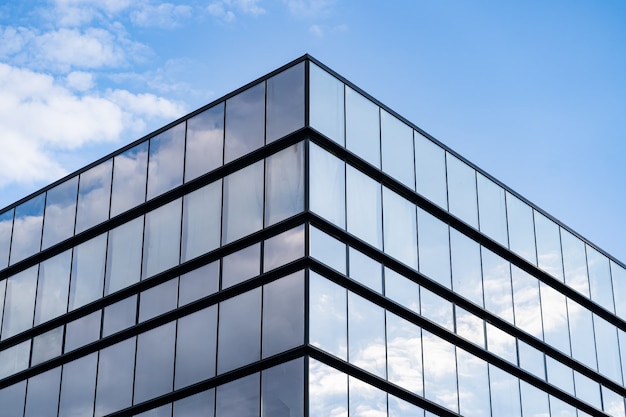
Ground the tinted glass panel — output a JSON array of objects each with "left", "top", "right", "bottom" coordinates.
[
  {"left": 348, "top": 292, "right": 386, "bottom": 377},
  {"left": 175, "top": 306, "right": 217, "bottom": 389},
  {"left": 388, "top": 394, "right": 425, "bottom": 417},
  {"left": 309, "top": 63, "right": 345, "bottom": 145},
  {"left": 178, "top": 261, "right": 219, "bottom": 306},
  {"left": 347, "top": 166, "right": 382, "bottom": 249},
  {"left": 420, "top": 287, "right": 454, "bottom": 331},
  {"left": 488, "top": 364, "right": 521, "bottom": 417},
  {"left": 345, "top": 86, "right": 380, "bottom": 167},
  {"left": 265, "top": 142, "right": 304, "bottom": 226},
  {"left": 456, "top": 307, "right": 485, "bottom": 347},
  {"left": 65, "top": 310, "right": 101, "bottom": 352},
  {"left": 446, "top": 153, "right": 478, "bottom": 228},
  {"left": 102, "top": 295, "right": 137, "bottom": 337},
  {"left": 309, "top": 226, "right": 346, "bottom": 274},
  {"left": 511, "top": 265, "right": 543, "bottom": 338},
  {"left": 450, "top": 229, "right": 483, "bottom": 306},
  {"left": 594, "top": 314, "right": 623, "bottom": 384},
  {"left": 349, "top": 248, "right": 382, "bottom": 294},
  {"left": 586, "top": 245, "right": 615, "bottom": 313},
  {"left": 349, "top": 376, "right": 387, "bottom": 417},
  {"left": 477, "top": 173, "right": 508, "bottom": 247},
  {"left": 31, "top": 326, "right": 63, "bottom": 365},
  {"left": 415, "top": 132, "right": 447, "bottom": 209},
  {"left": 263, "top": 271, "right": 304, "bottom": 358},
  {"left": 308, "top": 358, "right": 348, "bottom": 417},
  {"left": 262, "top": 358, "right": 304, "bottom": 417},
  {"left": 386, "top": 311, "right": 423, "bottom": 395},
  {"left": 383, "top": 187, "right": 418, "bottom": 269},
  {"left": 506, "top": 193, "right": 537, "bottom": 265},
  {"left": 534, "top": 211, "right": 564, "bottom": 281},
  {"left": 546, "top": 356, "right": 574, "bottom": 395},
  {"left": 10, "top": 193, "right": 44, "bottom": 264},
  {"left": 0, "top": 339, "right": 30, "bottom": 379},
  {"left": 2, "top": 265, "right": 38, "bottom": 339},
  {"left": 519, "top": 381, "right": 549, "bottom": 417},
  {"left": 215, "top": 373, "right": 259, "bottom": 417},
  {"left": 105, "top": 216, "right": 143, "bottom": 295},
  {"left": 222, "top": 161, "right": 263, "bottom": 244},
  {"left": 0, "top": 380, "right": 26, "bottom": 417},
  {"left": 41, "top": 176, "right": 78, "bottom": 249},
  {"left": 95, "top": 338, "right": 136, "bottom": 417},
  {"left": 518, "top": 340, "right": 545, "bottom": 379},
  {"left": 263, "top": 225, "right": 305, "bottom": 272},
  {"left": 486, "top": 322, "right": 516, "bottom": 364},
  {"left": 457, "top": 349, "right": 490, "bottom": 417},
  {"left": 110, "top": 141, "right": 148, "bottom": 217},
  {"left": 612, "top": 261, "right": 626, "bottom": 319},
  {"left": 59, "top": 353, "right": 97, "bottom": 417},
  {"left": 146, "top": 122, "right": 185, "bottom": 200},
  {"left": 222, "top": 243, "right": 260, "bottom": 289},
  {"left": 69, "top": 233, "right": 106, "bottom": 310},
  {"left": 224, "top": 82, "right": 265, "bottom": 163},
  {"left": 567, "top": 298, "right": 597, "bottom": 370},
  {"left": 182, "top": 180, "right": 221, "bottom": 262},
  {"left": 309, "top": 143, "right": 345, "bottom": 228},
  {"left": 385, "top": 266, "right": 419, "bottom": 313},
  {"left": 75, "top": 159, "right": 112, "bottom": 233},
  {"left": 573, "top": 371, "right": 601, "bottom": 410},
  {"left": 381, "top": 110, "right": 414, "bottom": 189},
  {"left": 139, "top": 277, "right": 178, "bottom": 322},
  {"left": 24, "top": 367, "right": 61, "bottom": 417},
  {"left": 0, "top": 209, "right": 13, "bottom": 268},
  {"left": 35, "top": 249, "right": 71, "bottom": 325},
  {"left": 422, "top": 331, "right": 458, "bottom": 412},
  {"left": 561, "top": 227, "right": 590, "bottom": 296},
  {"left": 266, "top": 62, "right": 305, "bottom": 143},
  {"left": 309, "top": 272, "right": 347, "bottom": 360},
  {"left": 134, "top": 322, "right": 176, "bottom": 404},
  {"left": 174, "top": 389, "right": 215, "bottom": 417},
  {"left": 539, "top": 282, "right": 570, "bottom": 355},
  {"left": 142, "top": 199, "right": 182, "bottom": 279},
  {"left": 417, "top": 208, "right": 450, "bottom": 288},
  {"left": 185, "top": 103, "right": 224, "bottom": 182},
  {"left": 482, "top": 247, "right": 514, "bottom": 323}
]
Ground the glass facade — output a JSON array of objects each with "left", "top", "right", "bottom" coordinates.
[{"left": 0, "top": 55, "right": 624, "bottom": 417}]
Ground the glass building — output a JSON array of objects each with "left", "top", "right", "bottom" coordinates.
[{"left": 0, "top": 55, "right": 625, "bottom": 417}]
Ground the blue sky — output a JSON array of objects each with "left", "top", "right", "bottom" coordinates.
[{"left": 0, "top": 0, "right": 625, "bottom": 261}]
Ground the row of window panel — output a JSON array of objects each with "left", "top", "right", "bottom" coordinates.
[
  {"left": 309, "top": 65, "right": 626, "bottom": 319},
  {"left": 0, "top": 62, "right": 304, "bottom": 269},
  {"left": 0, "top": 144, "right": 304, "bottom": 342},
  {"left": 309, "top": 147, "right": 626, "bottom": 383},
  {"left": 309, "top": 271, "right": 625, "bottom": 416},
  {"left": 0, "top": 272, "right": 304, "bottom": 417},
  {"left": 0, "top": 225, "right": 305, "bottom": 380}
]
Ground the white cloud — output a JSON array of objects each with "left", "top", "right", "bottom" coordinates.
[
  {"left": 283, "top": 0, "right": 334, "bottom": 17},
  {"left": 50, "top": 0, "right": 133, "bottom": 26},
  {"left": 309, "top": 24, "right": 323, "bottom": 37},
  {"left": 0, "top": 26, "right": 36, "bottom": 58},
  {"left": 130, "top": 3, "right": 192, "bottom": 28},
  {"left": 207, "top": 0, "right": 265, "bottom": 22},
  {"left": 66, "top": 71, "right": 94, "bottom": 91}
]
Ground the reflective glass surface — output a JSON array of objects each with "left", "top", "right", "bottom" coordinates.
[
  {"left": 383, "top": 186, "right": 418, "bottom": 270},
  {"left": 178, "top": 261, "right": 219, "bottom": 306},
  {"left": 347, "top": 165, "right": 382, "bottom": 249},
  {"left": 95, "top": 337, "right": 136, "bottom": 417},
  {"left": 561, "top": 227, "right": 590, "bottom": 296},
  {"left": 65, "top": 310, "right": 101, "bottom": 352},
  {"left": 175, "top": 306, "right": 217, "bottom": 389},
  {"left": 35, "top": 249, "right": 71, "bottom": 325},
  {"left": 58, "top": 353, "right": 97, "bottom": 417},
  {"left": 221, "top": 243, "right": 260, "bottom": 289},
  {"left": 417, "top": 208, "right": 450, "bottom": 288},
  {"left": 134, "top": 322, "right": 176, "bottom": 404},
  {"left": 31, "top": 325, "right": 63, "bottom": 365},
  {"left": 142, "top": 198, "right": 182, "bottom": 279},
  {"left": 0, "top": 381, "right": 26, "bottom": 417},
  {"left": 0, "top": 339, "right": 30, "bottom": 379},
  {"left": 349, "top": 248, "right": 383, "bottom": 294},
  {"left": 414, "top": 132, "right": 447, "bottom": 209},
  {"left": 309, "top": 142, "right": 346, "bottom": 228},
  {"left": 482, "top": 246, "right": 514, "bottom": 323},
  {"left": 2, "top": 265, "right": 38, "bottom": 339},
  {"left": 10, "top": 193, "right": 45, "bottom": 265},
  {"left": 386, "top": 311, "right": 423, "bottom": 395},
  {"left": 266, "top": 62, "right": 305, "bottom": 143},
  {"left": 181, "top": 180, "right": 221, "bottom": 262},
  {"left": 102, "top": 295, "right": 136, "bottom": 337},
  {"left": 309, "top": 63, "right": 345, "bottom": 145},
  {"left": 224, "top": 82, "right": 265, "bottom": 163},
  {"left": 446, "top": 153, "right": 478, "bottom": 228},
  {"left": 348, "top": 292, "right": 386, "bottom": 378},
  {"left": 265, "top": 142, "right": 304, "bottom": 226},
  {"left": 110, "top": 141, "right": 148, "bottom": 217},
  {"left": 511, "top": 265, "right": 543, "bottom": 338},
  {"left": 139, "top": 277, "right": 178, "bottom": 322},
  {"left": 381, "top": 109, "right": 414, "bottom": 189},
  {"left": 534, "top": 211, "right": 564, "bottom": 281},
  {"left": 349, "top": 376, "right": 387, "bottom": 417},
  {"left": 146, "top": 122, "right": 185, "bottom": 200},
  {"left": 457, "top": 349, "right": 490, "bottom": 416},
  {"left": 41, "top": 177, "right": 78, "bottom": 249},
  {"left": 506, "top": 192, "right": 537, "bottom": 265},
  {"left": 308, "top": 358, "right": 348, "bottom": 417},
  {"left": 0, "top": 209, "right": 13, "bottom": 268},
  {"left": 69, "top": 233, "right": 106, "bottom": 310},
  {"left": 594, "top": 314, "right": 623, "bottom": 384},
  {"left": 75, "top": 159, "right": 112, "bottom": 234},
  {"left": 222, "top": 161, "right": 263, "bottom": 244},
  {"left": 384, "top": 266, "right": 419, "bottom": 313},
  {"left": 174, "top": 390, "right": 215, "bottom": 417},
  {"left": 345, "top": 86, "right": 380, "bottom": 167},
  {"left": 105, "top": 216, "right": 143, "bottom": 295},
  {"left": 539, "top": 282, "right": 571, "bottom": 355},
  {"left": 422, "top": 330, "right": 458, "bottom": 413},
  {"left": 185, "top": 103, "right": 224, "bottom": 182},
  {"left": 215, "top": 373, "right": 259, "bottom": 417},
  {"left": 612, "top": 261, "right": 626, "bottom": 319},
  {"left": 262, "top": 358, "right": 304, "bottom": 417},
  {"left": 586, "top": 245, "right": 615, "bottom": 313},
  {"left": 488, "top": 364, "right": 521, "bottom": 417},
  {"left": 567, "top": 298, "right": 597, "bottom": 370},
  {"left": 450, "top": 229, "right": 483, "bottom": 306},
  {"left": 310, "top": 272, "right": 347, "bottom": 360},
  {"left": 24, "top": 367, "right": 61, "bottom": 417},
  {"left": 476, "top": 173, "right": 508, "bottom": 247},
  {"left": 263, "top": 225, "right": 305, "bottom": 272},
  {"left": 309, "top": 226, "right": 346, "bottom": 274}
]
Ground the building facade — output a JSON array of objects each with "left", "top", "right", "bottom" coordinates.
[{"left": 0, "top": 55, "right": 625, "bottom": 417}]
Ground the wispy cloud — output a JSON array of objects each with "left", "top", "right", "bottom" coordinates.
[
  {"left": 130, "top": 3, "right": 193, "bottom": 28},
  {"left": 207, "top": 0, "right": 266, "bottom": 22},
  {"left": 283, "top": 0, "right": 335, "bottom": 18}
]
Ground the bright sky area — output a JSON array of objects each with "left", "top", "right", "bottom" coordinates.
[{"left": 0, "top": 1, "right": 625, "bottom": 261}]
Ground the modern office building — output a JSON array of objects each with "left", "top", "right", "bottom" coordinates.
[{"left": 0, "top": 55, "right": 624, "bottom": 417}]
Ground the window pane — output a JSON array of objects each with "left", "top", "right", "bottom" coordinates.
[
  {"left": 217, "top": 288, "right": 261, "bottom": 373},
  {"left": 65, "top": 310, "right": 101, "bottom": 352},
  {"left": 486, "top": 323, "right": 516, "bottom": 364},
  {"left": 221, "top": 243, "right": 260, "bottom": 289},
  {"left": 309, "top": 142, "right": 345, "bottom": 228},
  {"left": 2, "top": 265, "right": 38, "bottom": 339},
  {"left": 105, "top": 216, "right": 144, "bottom": 295},
  {"left": 506, "top": 193, "right": 537, "bottom": 265},
  {"left": 594, "top": 314, "right": 623, "bottom": 384},
  {"left": 385, "top": 267, "right": 419, "bottom": 313},
  {"left": 420, "top": 287, "right": 453, "bottom": 331},
  {"left": 24, "top": 367, "right": 61, "bottom": 417},
  {"left": 422, "top": 331, "right": 458, "bottom": 413},
  {"left": 386, "top": 312, "right": 423, "bottom": 395},
  {"left": 102, "top": 295, "right": 136, "bottom": 337},
  {"left": 222, "top": 161, "right": 263, "bottom": 244},
  {"left": 539, "top": 282, "right": 570, "bottom": 355},
  {"left": 308, "top": 358, "right": 348, "bottom": 417},
  {"left": 10, "top": 193, "right": 45, "bottom": 264},
  {"left": 450, "top": 229, "right": 483, "bottom": 306},
  {"left": 415, "top": 133, "right": 447, "bottom": 209},
  {"left": 139, "top": 277, "right": 178, "bottom": 322},
  {"left": 266, "top": 62, "right": 305, "bottom": 143},
  {"left": 349, "top": 376, "right": 387, "bottom": 417},
  {"left": 111, "top": 141, "right": 148, "bottom": 217},
  {"left": 32, "top": 326, "right": 63, "bottom": 365},
  {"left": 35, "top": 249, "right": 71, "bottom": 325},
  {"left": 519, "top": 381, "right": 549, "bottom": 417},
  {"left": 383, "top": 187, "right": 417, "bottom": 270},
  {"left": 345, "top": 86, "right": 380, "bottom": 167},
  {"left": 265, "top": 142, "right": 304, "bottom": 226},
  {"left": 75, "top": 160, "right": 112, "bottom": 233},
  {"left": 0, "top": 209, "right": 13, "bottom": 269},
  {"left": 567, "top": 299, "right": 597, "bottom": 370},
  {"left": 388, "top": 394, "right": 425, "bottom": 417},
  {"left": 178, "top": 261, "right": 219, "bottom": 306},
  {"left": 0, "top": 339, "right": 30, "bottom": 379},
  {"left": 546, "top": 356, "right": 574, "bottom": 395},
  {"left": 42, "top": 176, "right": 78, "bottom": 249},
  {"left": 309, "top": 63, "right": 344, "bottom": 145},
  {"left": 348, "top": 292, "right": 386, "bottom": 378},
  {"left": 456, "top": 307, "right": 485, "bottom": 347},
  {"left": 174, "top": 389, "right": 215, "bottom": 417},
  {"left": 95, "top": 338, "right": 136, "bottom": 417},
  {"left": 446, "top": 153, "right": 477, "bottom": 228},
  {"left": 175, "top": 306, "right": 217, "bottom": 389},
  {"left": 69, "top": 233, "right": 106, "bottom": 310},
  {"left": 482, "top": 247, "right": 514, "bottom": 323},
  {"left": 586, "top": 245, "right": 615, "bottom": 313},
  {"left": 489, "top": 364, "right": 521, "bottom": 417},
  {"left": 182, "top": 180, "right": 222, "bottom": 262},
  {"left": 224, "top": 82, "right": 265, "bottom": 163},
  {"left": 309, "top": 226, "right": 346, "bottom": 274},
  {"left": 263, "top": 225, "right": 305, "bottom": 272},
  {"left": 457, "top": 349, "right": 490, "bottom": 417},
  {"left": 534, "top": 211, "right": 564, "bottom": 281},
  {"left": 612, "top": 261, "right": 626, "bottom": 319},
  {"left": 511, "top": 265, "right": 543, "bottom": 338},
  {"left": 134, "top": 322, "right": 176, "bottom": 404},
  {"left": 574, "top": 371, "right": 601, "bottom": 410},
  {"left": 147, "top": 122, "right": 185, "bottom": 200},
  {"left": 347, "top": 166, "right": 382, "bottom": 249},
  {"left": 561, "top": 227, "right": 590, "bottom": 296},
  {"left": 0, "top": 380, "right": 26, "bottom": 416},
  {"left": 262, "top": 358, "right": 304, "bottom": 417},
  {"left": 381, "top": 110, "right": 414, "bottom": 189},
  {"left": 262, "top": 271, "right": 304, "bottom": 358},
  {"left": 309, "top": 272, "right": 347, "bottom": 360},
  {"left": 215, "top": 373, "right": 259, "bottom": 417},
  {"left": 349, "top": 248, "right": 382, "bottom": 294},
  {"left": 59, "top": 353, "right": 97, "bottom": 417},
  {"left": 477, "top": 173, "right": 507, "bottom": 247},
  {"left": 518, "top": 340, "right": 545, "bottom": 379},
  {"left": 417, "top": 208, "right": 450, "bottom": 288},
  {"left": 185, "top": 103, "right": 224, "bottom": 182},
  {"left": 142, "top": 199, "right": 182, "bottom": 279}
]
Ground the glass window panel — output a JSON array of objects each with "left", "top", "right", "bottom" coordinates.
[
  {"left": 384, "top": 266, "right": 419, "bottom": 313},
  {"left": 42, "top": 176, "right": 78, "bottom": 249},
  {"left": 488, "top": 364, "right": 521, "bottom": 417},
  {"left": 549, "top": 395, "right": 577, "bottom": 417},
  {"left": 309, "top": 226, "right": 346, "bottom": 274},
  {"left": 0, "top": 209, "right": 13, "bottom": 269},
  {"left": 446, "top": 153, "right": 478, "bottom": 228},
  {"left": 102, "top": 295, "right": 136, "bottom": 337},
  {"left": 450, "top": 229, "right": 483, "bottom": 306},
  {"left": 420, "top": 287, "right": 454, "bottom": 331},
  {"left": 534, "top": 211, "right": 564, "bottom": 281},
  {"left": 174, "top": 389, "right": 215, "bottom": 417},
  {"left": 506, "top": 192, "right": 537, "bottom": 265},
  {"left": 594, "top": 314, "right": 623, "bottom": 384},
  {"left": 262, "top": 358, "right": 304, "bottom": 417},
  {"left": 2, "top": 264, "right": 38, "bottom": 339},
  {"left": 65, "top": 310, "right": 101, "bottom": 352},
  {"left": 24, "top": 367, "right": 61, "bottom": 417},
  {"left": 457, "top": 349, "right": 490, "bottom": 417},
  {"left": 263, "top": 225, "right": 305, "bottom": 272},
  {"left": 545, "top": 356, "right": 574, "bottom": 395},
  {"left": 347, "top": 166, "right": 382, "bottom": 249},
  {"left": 58, "top": 353, "right": 97, "bottom": 417},
  {"left": 181, "top": 180, "right": 221, "bottom": 262},
  {"left": 178, "top": 261, "right": 219, "bottom": 306},
  {"left": 134, "top": 321, "right": 176, "bottom": 404},
  {"left": 586, "top": 245, "right": 615, "bottom": 313},
  {"left": 217, "top": 288, "right": 261, "bottom": 373},
  {"left": 561, "top": 228, "right": 590, "bottom": 296},
  {"left": 69, "top": 233, "right": 106, "bottom": 310},
  {"left": 539, "top": 282, "right": 571, "bottom": 355},
  {"left": 476, "top": 173, "right": 508, "bottom": 247},
  {"left": 146, "top": 122, "right": 185, "bottom": 200},
  {"left": 345, "top": 86, "right": 380, "bottom": 167},
  {"left": 265, "top": 142, "right": 305, "bottom": 226},
  {"left": 383, "top": 187, "right": 418, "bottom": 270},
  {"left": 221, "top": 243, "right": 260, "bottom": 289},
  {"left": 142, "top": 198, "right": 182, "bottom": 279},
  {"left": 386, "top": 311, "right": 423, "bottom": 395},
  {"left": 0, "top": 380, "right": 26, "bottom": 416},
  {"left": 601, "top": 386, "right": 626, "bottom": 417},
  {"left": 456, "top": 307, "right": 485, "bottom": 347},
  {"left": 10, "top": 193, "right": 45, "bottom": 264},
  {"left": 309, "top": 142, "right": 345, "bottom": 228},
  {"left": 308, "top": 358, "right": 348, "bottom": 417},
  {"left": 139, "top": 277, "right": 178, "bottom": 322},
  {"left": 422, "top": 331, "right": 458, "bottom": 413},
  {"left": 175, "top": 306, "right": 217, "bottom": 389},
  {"left": 110, "top": 141, "right": 148, "bottom": 217},
  {"left": 31, "top": 325, "right": 63, "bottom": 365},
  {"left": 215, "top": 372, "right": 259, "bottom": 417},
  {"left": 486, "top": 323, "right": 517, "bottom": 364},
  {"left": 348, "top": 248, "right": 382, "bottom": 294},
  {"left": 481, "top": 247, "right": 514, "bottom": 323},
  {"left": 309, "top": 271, "right": 347, "bottom": 360},
  {"left": 611, "top": 261, "right": 626, "bottom": 319},
  {"left": 517, "top": 340, "right": 545, "bottom": 380},
  {"left": 35, "top": 249, "right": 71, "bottom": 325},
  {"left": 519, "top": 381, "right": 549, "bottom": 417},
  {"left": 0, "top": 279, "right": 4, "bottom": 334},
  {"left": 388, "top": 394, "right": 425, "bottom": 417},
  {"left": 185, "top": 103, "right": 224, "bottom": 182},
  {"left": 414, "top": 132, "right": 447, "bottom": 209},
  {"left": 567, "top": 298, "right": 597, "bottom": 370},
  {"left": 75, "top": 160, "right": 112, "bottom": 233},
  {"left": 95, "top": 337, "right": 136, "bottom": 417},
  {"left": 381, "top": 110, "right": 415, "bottom": 189},
  {"left": 222, "top": 161, "right": 263, "bottom": 244},
  {"left": 417, "top": 208, "right": 450, "bottom": 288},
  {"left": 309, "top": 63, "right": 345, "bottom": 145},
  {"left": 348, "top": 292, "right": 386, "bottom": 378},
  {"left": 573, "top": 371, "right": 601, "bottom": 410},
  {"left": 105, "top": 216, "right": 143, "bottom": 295},
  {"left": 349, "top": 376, "right": 387, "bottom": 417},
  {"left": 262, "top": 271, "right": 304, "bottom": 358},
  {"left": 266, "top": 62, "right": 305, "bottom": 143},
  {"left": 0, "top": 339, "right": 30, "bottom": 379},
  {"left": 511, "top": 265, "right": 543, "bottom": 338},
  {"left": 224, "top": 82, "right": 265, "bottom": 163}
]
